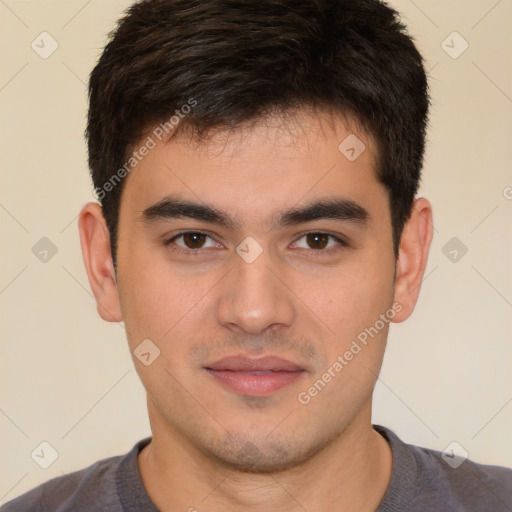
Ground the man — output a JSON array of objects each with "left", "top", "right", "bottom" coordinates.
[{"left": 3, "top": 0, "right": 511, "bottom": 510}]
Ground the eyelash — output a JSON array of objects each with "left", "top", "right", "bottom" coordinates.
[{"left": 164, "top": 231, "right": 347, "bottom": 256}]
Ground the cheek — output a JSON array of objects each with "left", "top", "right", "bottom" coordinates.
[
  {"left": 312, "top": 258, "right": 393, "bottom": 330},
  {"left": 304, "top": 253, "right": 394, "bottom": 384},
  {"left": 299, "top": 271, "right": 392, "bottom": 407},
  {"left": 117, "top": 248, "right": 217, "bottom": 351}
]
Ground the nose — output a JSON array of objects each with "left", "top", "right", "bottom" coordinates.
[{"left": 216, "top": 245, "right": 295, "bottom": 335}]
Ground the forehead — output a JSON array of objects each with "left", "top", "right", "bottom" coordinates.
[
  {"left": 169, "top": 109, "right": 375, "bottom": 163},
  {"left": 118, "top": 109, "right": 387, "bottom": 229}
]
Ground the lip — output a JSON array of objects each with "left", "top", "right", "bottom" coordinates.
[
  {"left": 205, "top": 355, "right": 304, "bottom": 372},
  {"left": 204, "top": 355, "right": 305, "bottom": 396}
]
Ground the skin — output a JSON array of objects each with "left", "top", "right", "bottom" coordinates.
[{"left": 79, "top": 109, "right": 433, "bottom": 511}]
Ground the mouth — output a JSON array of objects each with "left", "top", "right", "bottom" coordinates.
[{"left": 204, "top": 355, "right": 306, "bottom": 396}]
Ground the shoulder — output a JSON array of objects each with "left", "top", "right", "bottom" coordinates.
[
  {"left": 375, "top": 425, "right": 512, "bottom": 511},
  {"left": 0, "top": 440, "right": 146, "bottom": 512},
  {"left": 1, "top": 456, "right": 122, "bottom": 512},
  {"left": 413, "top": 443, "right": 512, "bottom": 507}
]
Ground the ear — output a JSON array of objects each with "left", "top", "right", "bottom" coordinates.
[
  {"left": 78, "top": 202, "right": 122, "bottom": 322},
  {"left": 391, "top": 197, "right": 433, "bottom": 323}
]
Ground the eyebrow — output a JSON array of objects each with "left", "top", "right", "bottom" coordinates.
[{"left": 140, "top": 196, "right": 370, "bottom": 230}]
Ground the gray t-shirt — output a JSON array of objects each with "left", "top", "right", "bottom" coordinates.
[{"left": 2, "top": 425, "right": 512, "bottom": 511}]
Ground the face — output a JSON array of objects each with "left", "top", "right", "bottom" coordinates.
[{"left": 94, "top": 111, "right": 407, "bottom": 472}]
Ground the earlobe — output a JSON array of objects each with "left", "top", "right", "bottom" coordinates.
[
  {"left": 391, "top": 197, "right": 433, "bottom": 323},
  {"left": 78, "top": 202, "right": 123, "bottom": 322}
]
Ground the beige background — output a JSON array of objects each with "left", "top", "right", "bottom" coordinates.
[{"left": 1, "top": 0, "right": 511, "bottom": 504}]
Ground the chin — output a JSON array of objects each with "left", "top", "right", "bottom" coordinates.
[{"left": 202, "top": 431, "right": 328, "bottom": 474}]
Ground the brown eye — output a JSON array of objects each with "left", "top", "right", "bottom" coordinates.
[
  {"left": 292, "top": 232, "right": 345, "bottom": 253},
  {"left": 182, "top": 232, "right": 207, "bottom": 249},
  {"left": 305, "top": 233, "right": 329, "bottom": 250},
  {"left": 167, "top": 231, "right": 218, "bottom": 252}
]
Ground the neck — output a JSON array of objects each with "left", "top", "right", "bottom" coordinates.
[{"left": 138, "top": 400, "right": 392, "bottom": 512}]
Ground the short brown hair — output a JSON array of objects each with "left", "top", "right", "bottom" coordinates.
[{"left": 86, "top": 0, "right": 429, "bottom": 267}]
